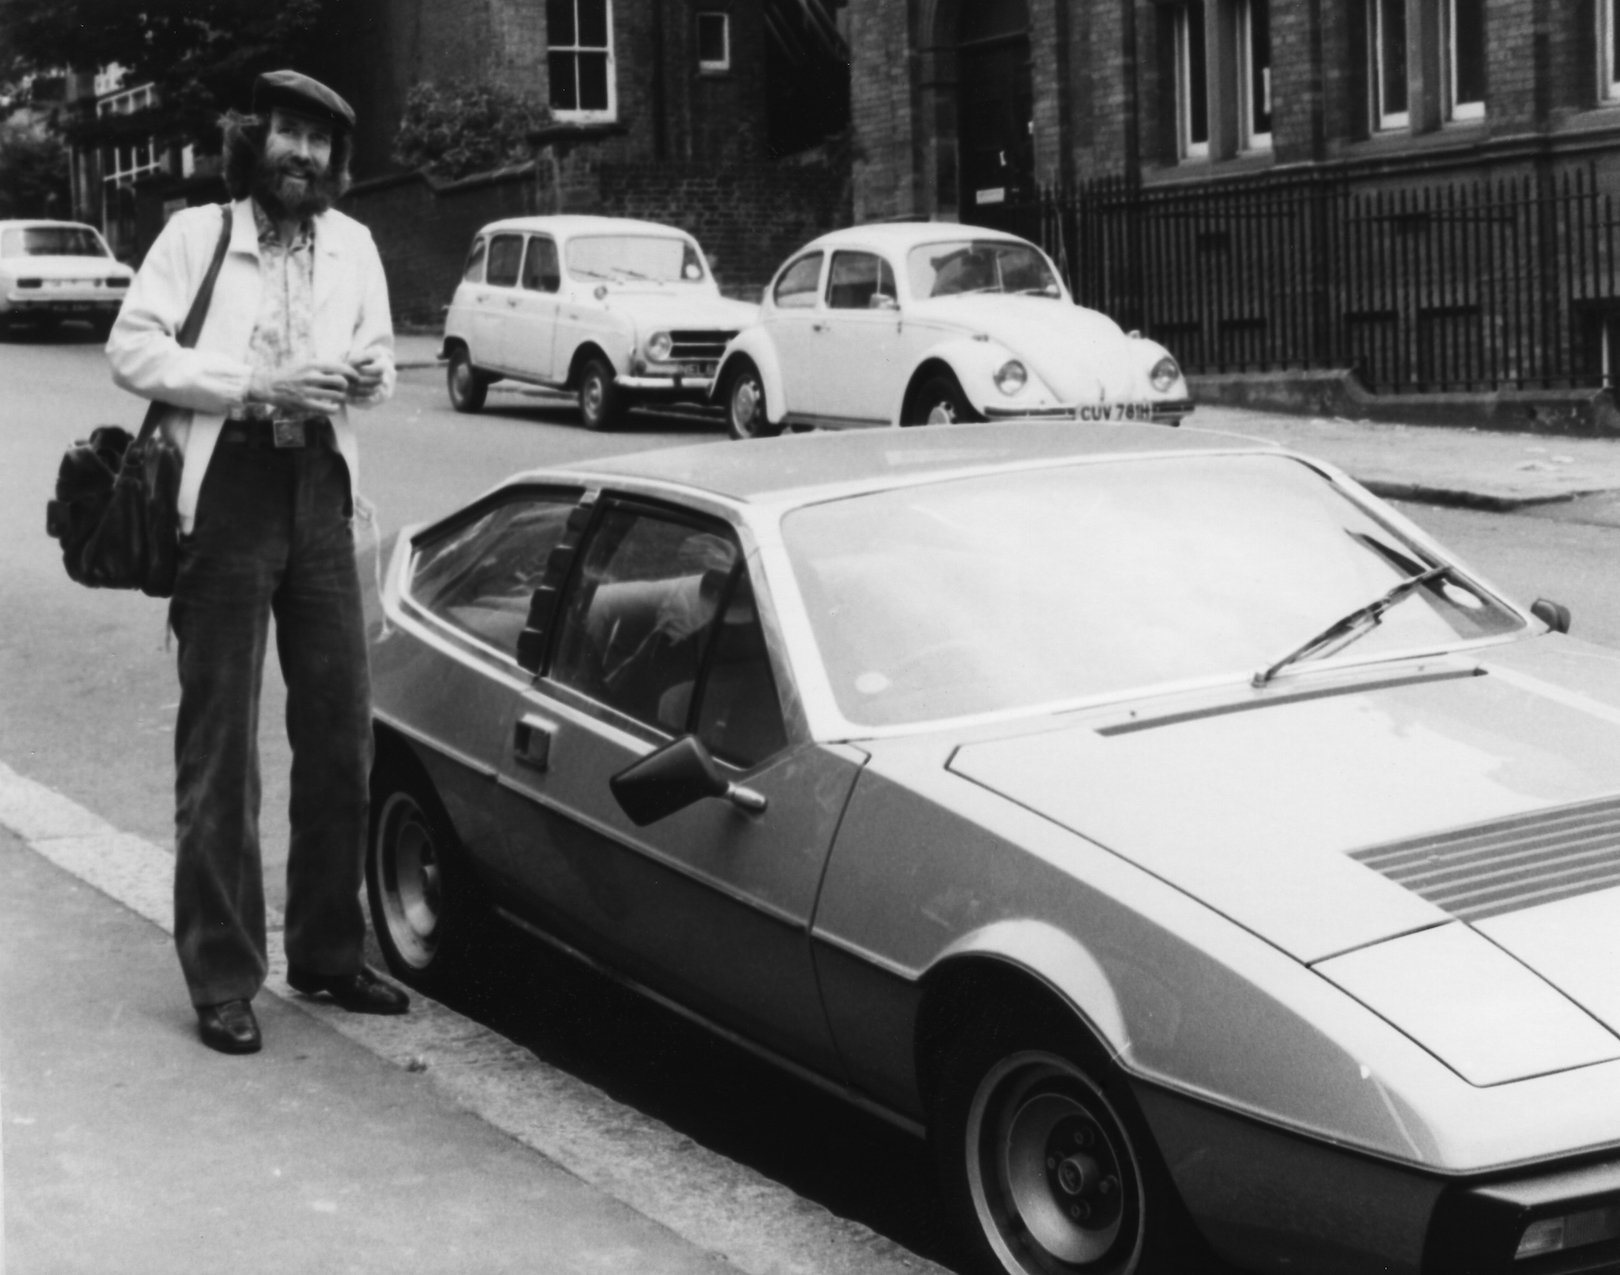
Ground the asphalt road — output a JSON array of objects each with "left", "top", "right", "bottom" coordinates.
[{"left": 8, "top": 327, "right": 1620, "bottom": 1272}]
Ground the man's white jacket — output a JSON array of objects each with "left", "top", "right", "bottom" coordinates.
[{"left": 107, "top": 197, "right": 396, "bottom": 533}]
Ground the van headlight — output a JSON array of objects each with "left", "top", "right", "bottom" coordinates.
[
  {"left": 646, "top": 331, "right": 674, "bottom": 363},
  {"left": 993, "top": 360, "right": 1027, "bottom": 395},
  {"left": 1150, "top": 356, "right": 1180, "bottom": 393}
]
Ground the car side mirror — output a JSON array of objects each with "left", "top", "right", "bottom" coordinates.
[
  {"left": 1532, "top": 598, "right": 1571, "bottom": 634},
  {"left": 869, "top": 293, "right": 898, "bottom": 311},
  {"left": 609, "top": 735, "right": 767, "bottom": 827}
]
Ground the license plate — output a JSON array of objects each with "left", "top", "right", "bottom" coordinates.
[{"left": 1075, "top": 402, "right": 1154, "bottom": 422}]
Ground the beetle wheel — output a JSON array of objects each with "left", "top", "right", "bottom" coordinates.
[
  {"left": 447, "top": 346, "right": 488, "bottom": 413},
  {"left": 906, "top": 372, "right": 983, "bottom": 427},
  {"left": 366, "top": 752, "right": 483, "bottom": 990},
  {"left": 725, "top": 362, "right": 780, "bottom": 440},
  {"left": 579, "top": 356, "right": 626, "bottom": 431}
]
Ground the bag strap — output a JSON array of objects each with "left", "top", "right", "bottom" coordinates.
[{"left": 135, "top": 204, "right": 234, "bottom": 444}]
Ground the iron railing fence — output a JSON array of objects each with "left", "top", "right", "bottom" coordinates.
[{"left": 978, "top": 167, "right": 1620, "bottom": 394}]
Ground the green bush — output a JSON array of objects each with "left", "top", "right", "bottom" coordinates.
[{"left": 392, "top": 82, "right": 552, "bottom": 181}]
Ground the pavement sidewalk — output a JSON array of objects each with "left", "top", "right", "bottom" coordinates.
[{"left": 393, "top": 331, "right": 1620, "bottom": 511}]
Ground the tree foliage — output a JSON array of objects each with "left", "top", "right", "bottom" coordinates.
[
  {"left": 0, "top": 0, "right": 360, "bottom": 151},
  {"left": 0, "top": 117, "right": 69, "bottom": 216},
  {"left": 393, "top": 81, "right": 551, "bottom": 181}
]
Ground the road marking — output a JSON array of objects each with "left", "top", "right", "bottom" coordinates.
[{"left": 0, "top": 761, "right": 948, "bottom": 1275}]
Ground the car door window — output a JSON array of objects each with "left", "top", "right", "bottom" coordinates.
[
  {"left": 462, "top": 237, "right": 487, "bottom": 283},
  {"left": 773, "top": 252, "right": 824, "bottom": 310},
  {"left": 826, "top": 251, "right": 896, "bottom": 310},
  {"left": 522, "top": 236, "right": 561, "bottom": 292},
  {"left": 486, "top": 233, "right": 524, "bottom": 288},
  {"left": 408, "top": 489, "right": 582, "bottom": 657},
  {"left": 551, "top": 506, "right": 742, "bottom": 731},
  {"left": 690, "top": 573, "right": 787, "bottom": 767}
]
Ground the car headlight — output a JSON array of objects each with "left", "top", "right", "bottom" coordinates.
[
  {"left": 646, "top": 331, "right": 674, "bottom": 363},
  {"left": 993, "top": 360, "right": 1027, "bottom": 395},
  {"left": 1150, "top": 355, "right": 1180, "bottom": 393}
]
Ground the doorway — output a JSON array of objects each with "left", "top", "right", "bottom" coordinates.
[{"left": 957, "top": 0, "right": 1034, "bottom": 229}]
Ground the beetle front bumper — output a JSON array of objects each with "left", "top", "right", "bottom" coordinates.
[{"left": 983, "top": 398, "right": 1195, "bottom": 425}]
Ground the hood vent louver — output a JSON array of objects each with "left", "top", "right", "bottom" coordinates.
[{"left": 1350, "top": 794, "right": 1620, "bottom": 922}]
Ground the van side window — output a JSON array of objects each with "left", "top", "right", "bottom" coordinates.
[
  {"left": 462, "top": 238, "right": 487, "bottom": 284},
  {"left": 486, "top": 234, "right": 524, "bottom": 288},
  {"left": 522, "top": 236, "right": 561, "bottom": 293}
]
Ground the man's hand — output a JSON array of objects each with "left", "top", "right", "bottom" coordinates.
[
  {"left": 248, "top": 360, "right": 354, "bottom": 415},
  {"left": 344, "top": 353, "right": 387, "bottom": 403}
]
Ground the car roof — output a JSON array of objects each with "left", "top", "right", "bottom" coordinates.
[
  {"left": 545, "top": 421, "right": 1284, "bottom": 505},
  {"left": 474, "top": 215, "right": 695, "bottom": 239},
  {"left": 801, "top": 222, "right": 1035, "bottom": 253},
  {"left": 0, "top": 219, "right": 102, "bottom": 232}
]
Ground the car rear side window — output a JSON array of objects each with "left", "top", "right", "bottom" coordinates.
[
  {"left": 550, "top": 505, "right": 787, "bottom": 763},
  {"left": 462, "top": 238, "right": 488, "bottom": 283},
  {"left": 408, "top": 490, "right": 582, "bottom": 658},
  {"left": 773, "top": 252, "right": 823, "bottom": 309},
  {"left": 522, "top": 236, "right": 561, "bottom": 292},
  {"left": 486, "top": 234, "right": 524, "bottom": 288},
  {"left": 826, "top": 251, "right": 897, "bottom": 309}
]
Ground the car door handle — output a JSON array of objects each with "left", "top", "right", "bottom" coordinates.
[{"left": 513, "top": 714, "right": 555, "bottom": 771}]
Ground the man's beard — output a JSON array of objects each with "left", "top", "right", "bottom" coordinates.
[{"left": 252, "top": 155, "right": 341, "bottom": 221}]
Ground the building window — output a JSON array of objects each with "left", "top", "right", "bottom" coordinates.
[
  {"left": 1175, "top": 1, "right": 1210, "bottom": 159},
  {"left": 548, "top": 0, "right": 616, "bottom": 120},
  {"left": 1370, "top": 0, "right": 1409, "bottom": 130},
  {"left": 1604, "top": 0, "right": 1620, "bottom": 101},
  {"left": 1238, "top": 0, "right": 1271, "bottom": 149},
  {"left": 1447, "top": 0, "right": 1485, "bottom": 119},
  {"left": 697, "top": 12, "right": 730, "bottom": 72}
]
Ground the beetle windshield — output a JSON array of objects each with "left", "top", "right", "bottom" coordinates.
[
  {"left": 781, "top": 454, "right": 1523, "bottom": 728},
  {"left": 566, "top": 235, "right": 707, "bottom": 283},
  {"left": 907, "top": 240, "right": 1062, "bottom": 299},
  {"left": 1, "top": 226, "right": 110, "bottom": 258}
]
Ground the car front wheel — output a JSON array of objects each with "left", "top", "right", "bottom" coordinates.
[
  {"left": 905, "top": 371, "right": 983, "bottom": 426},
  {"left": 446, "top": 347, "right": 488, "bottom": 413},
  {"left": 934, "top": 1016, "right": 1198, "bottom": 1275},
  {"left": 578, "top": 357, "right": 626, "bottom": 431},
  {"left": 366, "top": 750, "right": 483, "bottom": 991},
  {"left": 725, "top": 362, "right": 780, "bottom": 440}
]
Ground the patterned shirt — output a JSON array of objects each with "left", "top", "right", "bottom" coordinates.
[{"left": 240, "top": 199, "right": 317, "bottom": 421}]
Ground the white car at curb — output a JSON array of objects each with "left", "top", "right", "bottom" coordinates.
[
  {"left": 712, "top": 222, "right": 1193, "bottom": 438},
  {"left": 441, "top": 215, "right": 758, "bottom": 430},
  {"left": 0, "top": 220, "right": 132, "bottom": 338}
]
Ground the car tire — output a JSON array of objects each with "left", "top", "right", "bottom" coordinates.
[
  {"left": 366, "top": 747, "right": 484, "bottom": 992},
  {"left": 932, "top": 1010, "right": 1204, "bottom": 1275},
  {"left": 578, "top": 357, "right": 626, "bottom": 431},
  {"left": 906, "top": 372, "right": 983, "bottom": 427},
  {"left": 447, "top": 346, "right": 488, "bottom": 413},
  {"left": 724, "top": 361, "right": 780, "bottom": 440}
]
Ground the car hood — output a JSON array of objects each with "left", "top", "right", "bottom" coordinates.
[
  {"left": 2, "top": 255, "right": 128, "bottom": 279},
  {"left": 948, "top": 636, "right": 1620, "bottom": 972},
  {"left": 596, "top": 290, "right": 757, "bottom": 331},
  {"left": 907, "top": 296, "right": 1146, "bottom": 400}
]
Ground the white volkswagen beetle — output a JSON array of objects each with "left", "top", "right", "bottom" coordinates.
[
  {"left": 441, "top": 215, "right": 758, "bottom": 430},
  {"left": 712, "top": 223, "right": 1193, "bottom": 438}
]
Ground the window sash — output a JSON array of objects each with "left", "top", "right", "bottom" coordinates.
[
  {"left": 548, "top": 0, "right": 617, "bottom": 119},
  {"left": 698, "top": 12, "right": 730, "bottom": 71},
  {"left": 1371, "top": 0, "right": 1409, "bottom": 130},
  {"left": 1448, "top": 0, "right": 1486, "bottom": 119},
  {"left": 1238, "top": 0, "right": 1272, "bottom": 150},
  {"left": 1607, "top": 0, "right": 1620, "bottom": 99},
  {"left": 1176, "top": 1, "right": 1210, "bottom": 160}
]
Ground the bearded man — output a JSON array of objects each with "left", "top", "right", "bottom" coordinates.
[{"left": 108, "top": 70, "right": 407, "bottom": 1055}]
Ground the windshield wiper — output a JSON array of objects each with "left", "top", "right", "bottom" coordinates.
[{"left": 1252, "top": 564, "right": 1453, "bottom": 687}]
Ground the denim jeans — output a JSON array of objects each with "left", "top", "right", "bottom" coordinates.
[{"left": 168, "top": 426, "right": 372, "bottom": 1008}]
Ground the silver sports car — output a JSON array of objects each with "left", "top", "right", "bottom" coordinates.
[{"left": 365, "top": 421, "right": 1620, "bottom": 1275}]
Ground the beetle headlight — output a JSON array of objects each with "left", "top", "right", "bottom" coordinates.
[
  {"left": 1150, "top": 355, "right": 1180, "bottom": 393},
  {"left": 646, "top": 331, "right": 674, "bottom": 363},
  {"left": 993, "top": 360, "right": 1027, "bottom": 395}
]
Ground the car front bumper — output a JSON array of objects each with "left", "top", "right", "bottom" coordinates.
[
  {"left": 616, "top": 372, "right": 716, "bottom": 395},
  {"left": 1, "top": 295, "right": 123, "bottom": 321},
  {"left": 983, "top": 397, "right": 1196, "bottom": 425}
]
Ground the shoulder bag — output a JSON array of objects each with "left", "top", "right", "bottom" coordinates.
[{"left": 45, "top": 204, "right": 233, "bottom": 599}]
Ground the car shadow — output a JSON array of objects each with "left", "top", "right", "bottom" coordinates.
[{"left": 0, "top": 320, "right": 108, "bottom": 344}]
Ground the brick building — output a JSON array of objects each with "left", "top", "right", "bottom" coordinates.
[
  {"left": 846, "top": 0, "right": 1620, "bottom": 420},
  {"left": 335, "top": 0, "right": 854, "bottom": 326}
]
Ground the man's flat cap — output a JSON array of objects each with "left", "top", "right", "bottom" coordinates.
[{"left": 253, "top": 70, "right": 355, "bottom": 132}]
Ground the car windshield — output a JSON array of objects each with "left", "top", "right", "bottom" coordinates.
[
  {"left": 1, "top": 226, "right": 109, "bottom": 258},
  {"left": 907, "top": 240, "right": 1062, "bottom": 299},
  {"left": 781, "top": 454, "right": 1523, "bottom": 728},
  {"left": 566, "top": 235, "right": 707, "bottom": 283}
]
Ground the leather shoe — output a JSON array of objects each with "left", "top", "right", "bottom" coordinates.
[
  {"left": 197, "top": 998, "right": 261, "bottom": 1054},
  {"left": 286, "top": 964, "right": 409, "bottom": 1015}
]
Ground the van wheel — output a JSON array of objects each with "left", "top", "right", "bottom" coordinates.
[
  {"left": 447, "top": 347, "right": 488, "bottom": 413},
  {"left": 579, "top": 357, "right": 626, "bottom": 431}
]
